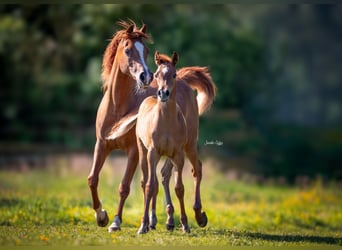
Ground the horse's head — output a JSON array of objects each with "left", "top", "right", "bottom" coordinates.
[
  {"left": 154, "top": 51, "right": 178, "bottom": 102},
  {"left": 102, "top": 21, "right": 154, "bottom": 91},
  {"left": 120, "top": 24, "right": 154, "bottom": 88}
]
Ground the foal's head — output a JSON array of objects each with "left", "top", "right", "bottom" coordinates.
[
  {"left": 154, "top": 51, "right": 178, "bottom": 102},
  {"left": 102, "top": 21, "right": 154, "bottom": 90}
]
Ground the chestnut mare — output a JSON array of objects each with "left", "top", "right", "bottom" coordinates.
[
  {"left": 87, "top": 21, "right": 154, "bottom": 232},
  {"left": 88, "top": 21, "right": 216, "bottom": 232},
  {"left": 137, "top": 51, "right": 191, "bottom": 234}
]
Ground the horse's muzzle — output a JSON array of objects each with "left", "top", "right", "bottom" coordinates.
[{"left": 139, "top": 71, "right": 153, "bottom": 88}]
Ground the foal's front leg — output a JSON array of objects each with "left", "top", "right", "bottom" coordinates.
[
  {"left": 138, "top": 148, "right": 160, "bottom": 234},
  {"left": 161, "top": 159, "right": 175, "bottom": 231},
  {"left": 173, "top": 152, "right": 190, "bottom": 233}
]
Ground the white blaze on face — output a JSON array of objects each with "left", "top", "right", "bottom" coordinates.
[
  {"left": 162, "top": 66, "right": 169, "bottom": 75},
  {"left": 134, "top": 42, "right": 149, "bottom": 73}
]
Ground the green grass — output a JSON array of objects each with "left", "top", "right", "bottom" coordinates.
[{"left": 0, "top": 158, "right": 341, "bottom": 246}]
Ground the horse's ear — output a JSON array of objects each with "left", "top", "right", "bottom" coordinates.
[
  {"left": 172, "top": 52, "right": 178, "bottom": 66},
  {"left": 154, "top": 51, "right": 160, "bottom": 65},
  {"left": 140, "top": 24, "right": 147, "bottom": 34},
  {"left": 126, "top": 24, "right": 134, "bottom": 34}
]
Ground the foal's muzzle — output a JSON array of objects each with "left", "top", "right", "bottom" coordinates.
[{"left": 157, "top": 89, "right": 170, "bottom": 102}]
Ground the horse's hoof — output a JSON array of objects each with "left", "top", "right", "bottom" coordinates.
[
  {"left": 182, "top": 225, "right": 190, "bottom": 234},
  {"left": 166, "top": 224, "right": 175, "bottom": 232},
  {"left": 108, "top": 216, "right": 121, "bottom": 232},
  {"left": 95, "top": 209, "right": 109, "bottom": 227},
  {"left": 137, "top": 225, "right": 149, "bottom": 235},
  {"left": 197, "top": 211, "right": 208, "bottom": 228}
]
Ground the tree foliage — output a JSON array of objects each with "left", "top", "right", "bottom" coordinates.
[{"left": 0, "top": 5, "right": 341, "bottom": 179}]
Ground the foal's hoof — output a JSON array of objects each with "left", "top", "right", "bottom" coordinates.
[
  {"left": 166, "top": 223, "right": 175, "bottom": 232},
  {"left": 149, "top": 213, "right": 157, "bottom": 230},
  {"left": 108, "top": 215, "right": 121, "bottom": 232},
  {"left": 197, "top": 211, "right": 208, "bottom": 228},
  {"left": 95, "top": 209, "right": 109, "bottom": 227}
]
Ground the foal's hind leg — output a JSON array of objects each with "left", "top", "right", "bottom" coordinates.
[
  {"left": 88, "top": 139, "right": 110, "bottom": 227},
  {"left": 186, "top": 146, "right": 208, "bottom": 228},
  {"left": 161, "top": 159, "right": 175, "bottom": 231}
]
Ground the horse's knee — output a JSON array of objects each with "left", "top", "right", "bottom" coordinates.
[
  {"left": 175, "top": 184, "right": 184, "bottom": 198},
  {"left": 118, "top": 183, "right": 130, "bottom": 199},
  {"left": 146, "top": 180, "right": 156, "bottom": 196},
  {"left": 141, "top": 179, "right": 146, "bottom": 190},
  {"left": 88, "top": 175, "right": 98, "bottom": 190},
  {"left": 192, "top": 160, "right": 203, "bottom": 179}
]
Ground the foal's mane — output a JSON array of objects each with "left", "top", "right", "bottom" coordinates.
[
  {"left": 156, "top": 54, "right": 173, "bottom": 65},
  {"left": 101, "top": 20, "right": 152, "bottom": 92}
]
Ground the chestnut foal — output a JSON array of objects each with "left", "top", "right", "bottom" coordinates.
[{"left": 136, "top": 51, "right": 191, "bottom": 234}]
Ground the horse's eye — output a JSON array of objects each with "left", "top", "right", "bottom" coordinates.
[
  {"left": 173, "top": 73, "right": 176, "bottom": 79},
  {"left": 125, "top": 48, "right": 131, "bottom": 56}
]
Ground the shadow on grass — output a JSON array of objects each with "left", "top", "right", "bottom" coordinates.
[{"left": 240, "top": 231, "right": 342, "bottom": 245}]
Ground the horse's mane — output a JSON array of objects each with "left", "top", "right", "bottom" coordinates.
[{"left": 101, "top": 20, "right": 152, "bottom": 92}]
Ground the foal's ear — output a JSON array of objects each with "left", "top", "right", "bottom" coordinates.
[
  {"left": 126, "top": 24, "right": 134, "bottom": 34},
  {"left": 140, "top": 24, "right": 147, "bottom": 34},
  {"left": 154, "top": 51, "right": 161, "bottom": 65},
  {"left": 172, "top": 52, "right": 178, "bottom": 66}
]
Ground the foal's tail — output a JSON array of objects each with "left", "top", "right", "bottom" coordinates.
[{"left": 177, "top": 66, "right": 217, "bottom": 115}]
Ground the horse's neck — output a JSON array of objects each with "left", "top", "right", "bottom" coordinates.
[{"left": 107, "top": 61, "right": 135, "bottom": 117}]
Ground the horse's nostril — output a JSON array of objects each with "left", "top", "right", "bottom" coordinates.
[
  {"left": 165, "top": 90, "right": 170, "bottom": 97},
  {"left": 158, "top": 89, "right": 163, "bottom": 97},
  {"left": 139, "top": 72, "right": 146, "bottom": 83}
]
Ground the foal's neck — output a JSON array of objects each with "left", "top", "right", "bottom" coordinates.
[{"left": 158, "top": 86, "right": 177, "bottom": 118}]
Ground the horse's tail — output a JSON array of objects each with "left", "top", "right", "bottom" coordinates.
[{"left": 177, "top": 66, "right": 217, "bottom": 115}]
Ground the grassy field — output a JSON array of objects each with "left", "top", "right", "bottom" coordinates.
[{"left": 0, "top": 155, "right": 341, "bottom": 247}]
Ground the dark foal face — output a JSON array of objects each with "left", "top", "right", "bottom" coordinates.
[{"left": 119, "top": 38, "right": 153, "bottom": 89}]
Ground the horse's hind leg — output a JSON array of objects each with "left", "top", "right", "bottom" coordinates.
[
  {"left": 186, "top": 146, "right": 208, "bottom": 228},
  {"left": 88, "top": 139, "right": 110, "bottom": 227},
  {"left": 161, "top": 159, "right": 175, "bottom": 231},
  {"left": 108, "top": 147, "right": 139, "bottom": 232}
]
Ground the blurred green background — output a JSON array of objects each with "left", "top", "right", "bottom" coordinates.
[{"left": 0, "top": 5, "right": 341, "bottom": 182}]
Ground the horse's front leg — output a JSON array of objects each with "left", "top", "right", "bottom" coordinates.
[
  {"left": 161, "top": 159, "right": 175, "bottom": 231},
  {"left": 88, "top": 139, "right": 110, "bottom": 227},
  {"left": 108, "top": 147, "right": 139, "bottom": 232}
]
